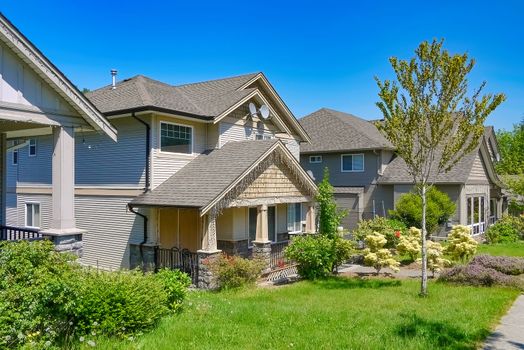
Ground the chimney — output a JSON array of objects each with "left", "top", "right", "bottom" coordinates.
[{"left": 110, "top": 69, "right": 117, "bottom": 89}]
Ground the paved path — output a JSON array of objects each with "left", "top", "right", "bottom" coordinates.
[{"left": 483, "top": 295, "right": 524, "bottom": 350}]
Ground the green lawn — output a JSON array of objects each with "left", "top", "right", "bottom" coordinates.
[
  {"left": 477, "top": 241, "right": 524, "bottom": 257},
  {"left": 86, "top": 278, "right": 519, "bottom": 350}
]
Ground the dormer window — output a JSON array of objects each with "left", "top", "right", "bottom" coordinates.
[{"left": 160, "top": 122, "right": 193, "bottom": 154}]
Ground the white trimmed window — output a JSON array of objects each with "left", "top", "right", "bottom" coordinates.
[
  {"left": 12, "top": 149, "right": 18, "bottom": 165},
  {"left": 309, "top": 155, "right": 322, "bottom": 164},
  {"left": 160, "top": 122, "right": 193, "bottom": 154},
  {"left": 341, "top": 154, "right": 364, "bottom": 172},
  {"left": 255, "top": 132, "right": 274, "bottom": 140},
  {"left": 287, "top": 203, "right": 302, "bottom": 233},
  {"left": 25, "top": 203, "right": 41, "bottom": 228},
  {"left": 28, "top": 139, "right": 37, "bottom": 157}
]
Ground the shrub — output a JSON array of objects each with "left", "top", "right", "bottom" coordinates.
[
  {"left": 389, "top": 186, "right": 456, "bottom": 234},
  {"left": 362, "top": 232, "right": 400, "bottom": 274},
  {"left": 352, "top": 216, "right": 407, "bottom": 248},
  {"left": 469, "top": 255, "right": 524, "bottom": 276},
  {"left": 423, "top": 241, "right": 450, "bottom": 276},
  {"left": 444, "top": 225, "right": 478, "bottom": 263},
  {"left": 69, "top": 269, "right": 168, "bottom": 338},
  {"left": 438, "top": 264, "right": 520, "bottom": 288},
  {"left": 208, "top": 254, "right": 264, "bottom": 289},
  {"left": 396, "top": 227, "right": 421, "bottom": 261},
  {"left": 285, "top": 235, "right": 352, "bottom": 279},
  {"left": 154, "top": 268, "right": 191, "bottom": 312},
  {"left": 486, "top": 215, "right": 524, "bottom": 243}
]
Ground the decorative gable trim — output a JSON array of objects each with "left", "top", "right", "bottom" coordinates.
[{"left": 0, "top": 14, "right": 117, "bottom": 141}]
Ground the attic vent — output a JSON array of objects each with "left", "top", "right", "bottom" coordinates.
[{"left": 111, "top": 69, "right": 118, "bottom": 89}]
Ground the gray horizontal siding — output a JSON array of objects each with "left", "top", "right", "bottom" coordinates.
[
  {"left": 7, "top": 193, "right": 52, "bottom": 229},
  {"left": 17, "top": 135, "right": 53, "bottom": 185},
  {"left": 76, "top": 195, "right": 144, "bottom": 270},
  {"left": 76, "top": 118, "right": 146, "bottom": 187},
  {"left": 5, "top": 193, "right": 17, "bottom": 226},
  {"left": 6, "top": 150, "right": 18, "bottom": 187},
  {"left": 219, "top": 122, "right": 253, "bottom": 147}
]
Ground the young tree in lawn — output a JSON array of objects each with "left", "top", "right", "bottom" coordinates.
[
  {"left": 316, "top": 167, "right": 347, "bottom": 238},
  {"left": 375, "top": 39, "right": 505, "bottom": 296}
]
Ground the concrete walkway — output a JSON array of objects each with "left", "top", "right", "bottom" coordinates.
[{"left": 483, "top": 295, "right": 524, "bottom": 350}]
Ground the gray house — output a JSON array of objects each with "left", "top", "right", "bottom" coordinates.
[
  {"left": 6, "top": 70, "right": 318, "bottom": 285},
  {"left": 300, "top": 108, "right": 506, "bottom": 236}
]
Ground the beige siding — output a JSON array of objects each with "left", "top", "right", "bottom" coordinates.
[
  {"left": 151, "top": 114, "right": 208, "bottom": 188},
  {"left": 238, "top": 163, "right": 306, "bottom": 199},
  {"left": 467, "top": 152, "right": 490, "bottom": 184},
  {"left": 0, "top": 42, "right": 78, "bottom": 117}
]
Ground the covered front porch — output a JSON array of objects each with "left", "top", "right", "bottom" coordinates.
[{"left": 129, "top": 139, "right": 318, "bottom": 288}]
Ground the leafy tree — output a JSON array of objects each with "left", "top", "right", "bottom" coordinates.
[
  {"left": 375, "top": 39, "right": 505, "bottom": 295},
  {"left": 316, "top": 167, "right": 347, "bottom": 238},
  {"left": 362, "top": 232, "right": 400, "bottom": 275},
  {"left": 504, "top": 175, "right": 524, "bottom": 214},
  {"left": 495, "top": 119, "right": 524, "bottom": 175},
  {"left": 389, "top": 186, "right": 456, "bottom": 234}
]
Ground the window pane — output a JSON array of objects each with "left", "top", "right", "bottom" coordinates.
[
  {"left": 26, "top": 204, "right": 33, "bottom": 226},
  {"left": 160, "top": 123, "right": 192, "bottom": 154},
  {"left": 473, "top": 197, "right": 479, "bottom": 223},
  {"left": 13, "top": 150, "right": 18, "bottom": 165},
  {"left": 287, "top": 204, "right": 295, "bottom": 232},
  {"left": 33, "top": 204, "right": 40, "bottom": 227},
  {"left": 467, "top": 198, "right": 472, "bottom": 225},
  {"left": 249, "top": 208, "right": 257, "bottom": 243},
  {"left": 295, "top": 203, "right": 301, "bottom": 232},
  {"left": 480, "top": 197, "right": 485, "bottom": 223},
  {"left": 268, "top": 206, "right": 276, "bottom": 242},
  {"left": 342, "top": 155, "right": 353, "bottom": 171},
  {"left": 353, "top": 155, "right": 364, "bottom": 171}
]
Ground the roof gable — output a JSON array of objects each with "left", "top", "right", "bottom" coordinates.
[
  {"left": 300, "top": 108, "right": 394, "bottom": 153},
  {"left": 0, "top": 13, "right": 116, "bottom": 140}
]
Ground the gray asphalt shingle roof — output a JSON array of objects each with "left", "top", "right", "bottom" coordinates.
[
  {"left": 130, "top": 139, "right": 279, "bottom": 208},
  {"left": 86, "top": 73, "right": 258, "bottom": 118},
  {"left": 299, "top": 108, "right": 394, "bottom": 153}
]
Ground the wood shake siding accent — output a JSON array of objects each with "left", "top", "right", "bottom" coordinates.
[
  {"left": 238, "top": 163, "right": 306, "bottom": 199},
  {"left": 151, "top": 115, "right": 207, "bottom": 188},
  {"left": 467, "top": 152, "right": 490, "bottom": 184},
  {"left": 77, "top": 195, "right": 144, "bottom": 270},
  {"left": 76, "top": 118, "right": 146, "bottom": 187}
]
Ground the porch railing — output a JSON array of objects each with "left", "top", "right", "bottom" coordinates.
[
  {"left": 270, "top": 241, "right": 290, "bottom": 269},
  {"left": 488, "top": 216, "right": 497, "bottom": 226},
  {"left": 468, "top": 222, "right": 486, "bottom": 236},
  {"left": 155, "top": 247, "right": 199, "bottom": 285},
  {"left": 0, "top": 225, "right": 44, "bottom": 241}
]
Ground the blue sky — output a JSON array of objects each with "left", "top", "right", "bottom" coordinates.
[{"left": 3, "top": 1, "right": 523, "bottom": 131}]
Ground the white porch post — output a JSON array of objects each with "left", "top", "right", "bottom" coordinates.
[
  {"left": 305, "top": 203, "right": 316, "bottom": 233},
  {"left": 40, "top": 126, "right": 84, "bottom": 255}
]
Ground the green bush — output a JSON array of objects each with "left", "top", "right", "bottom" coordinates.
[
  {"left": 352, "top": 216, "right": 407, "bottom": 248},
  {"left": 444, "top": 225, "right": 479, "bottom": 263},
  {"left": 0, "top": 240, "right": 190, "bottom": 349},
  {"left": 486, "top": 215, "right": 524, "bottom": 243},
  {"left": 389, "top": 186, "right": 456, "bottom": 234},
  {"left": 155, "top": 268, "right": 191, "bottom": 312},
  {"left": 69, "top": 269, "right": 168, "bottom": 338},
  {"left": 208, "top": 254, "right": 264, "bottom": 290},
  {"left": 285, "top": 235, "right": 353, "bottom": 279}
]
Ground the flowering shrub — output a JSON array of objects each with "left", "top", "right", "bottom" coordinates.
[
  {"left": 352, "top": 217, "right": 406, "bottom": 248},
  {"left": 207, "top": 254, "right": 264, "bottom": 289},
  {"left": 285, "top": 235, "right": 353, "bottom": 279},
  {"left": 362, "top": 232, "right": 400, "bottom": 274},
  {"left": 444, "top": 225, "right": 478, "bottom": 263},
  {"left": 438, "top": 264, "right": 519, "bottom": 288},
  {"left": 396, "top": 227, "right": 421, "bottom": 261},
  {"left": 485, "top": 215, "right": 524, "bottom": 243},
  {"left": 423, "top": 241, "right": 450, "bottom": 276}
]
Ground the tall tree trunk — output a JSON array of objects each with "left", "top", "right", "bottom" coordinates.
[{"left": 420, "top": 184, "right": 428, "bottom": 296}]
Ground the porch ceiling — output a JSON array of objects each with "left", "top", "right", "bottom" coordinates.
[{"left": 0, "top": 119, "right": 49, "bottom": 132}]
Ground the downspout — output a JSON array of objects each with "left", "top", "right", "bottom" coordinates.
[{"left": 128, "top": 112, "right": 152, "bottom": 268}]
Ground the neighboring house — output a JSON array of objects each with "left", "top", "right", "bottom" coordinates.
[
  {"left": 6, "top": 71, "right": 317, "bottom": 284},
  {"left": 299, "top": 108, "right": 506, "bottom": 236},
  {"left": 0, "top": 13, "right": 117, "bottom": 253}
]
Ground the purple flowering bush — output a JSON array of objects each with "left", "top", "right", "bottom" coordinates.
[{"left": 439, "top": 254, "right": 524, "bottom": 289}]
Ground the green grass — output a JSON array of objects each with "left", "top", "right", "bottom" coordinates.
[
  {"left": 477, "top": 241, "right": 524, "bottom": 257},
  {"left": 85, "top": 278, "right": 519, "bottom": 350}
]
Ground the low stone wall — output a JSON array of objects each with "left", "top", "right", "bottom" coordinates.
[
  {"left": 197, "top": 251, "right": 221, "bottom": 289},
  {"left": 217, "top": 239, "right": 249, "bottom": 257},
  {"left": 129, "top": 243, "right": 157, "bottom": 271},
  {"left": 42, "top": 233, "right": 84, "bottom": 257},
  {"left": 252, "top": 241, "right": 272, "bottom": 273}
]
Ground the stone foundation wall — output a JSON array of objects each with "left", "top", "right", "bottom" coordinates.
[
  {"left": 197, "top": 251, "right": 221, "bottom": 289},
  {"left": 129, "top": 243, "right": 157, "bottom": 271},
  {"left": 43, "top": 233, "right": 83, "bottom": 257},
  {"left": 217, "top": 239, "right": 249, "bottom": 257},
  {"left": 252, "top": 241, "right": 271, "bottom": 273}
]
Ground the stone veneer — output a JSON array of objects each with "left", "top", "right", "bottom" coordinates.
[
  {"left": 217, "top": 239, "right": 249, "bottom": 257},
  {"left": 41, "top": 233, "right": 84, "bottom": 257},
  {"left": 129, "top": 243, "right": 157, "bottom": 271},
  {"left": 252, "top": 241, "right": 272, "bottom": 273},
  {"left": 197, "top": 250, "right": 221, "bottom": 289}
]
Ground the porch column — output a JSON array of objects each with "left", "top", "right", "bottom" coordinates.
[
  {"left": 197, "top": 209, "right": 221, "bottom": 289},
  {"left": 253, "top": 204, "right": 271, "bottom": 272},
  {"left": 40, "top": 126, "right": 83, "bottom": 256},
  {"left": 305, "top": 203, "right": 316, "bottom": 233},
  {"left": 0, "top": 133, "right": 5, "bottom": 225}
]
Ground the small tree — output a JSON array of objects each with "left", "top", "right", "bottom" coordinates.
[
  {"left": 375, "top": 39, "right": 505, "bottom": 295},
  {"left": 362, "top": 232, "right": 400, "bottom": 275},
  {"left": 316, "top": 167, "right": 347, "bottom": 238},
  {"left": 424, "top": 241, "right": 450, "bottom": 277},
  {"left": 389, "top": 187, "right": 456, "bottom": 234},
  {"left": 397, "top": 227, "right": 421, "bottom": 262}
]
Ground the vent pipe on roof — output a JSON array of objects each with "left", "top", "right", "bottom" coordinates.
[{"left": 110, "top": 69, "right": 117, "bottom": 89}]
